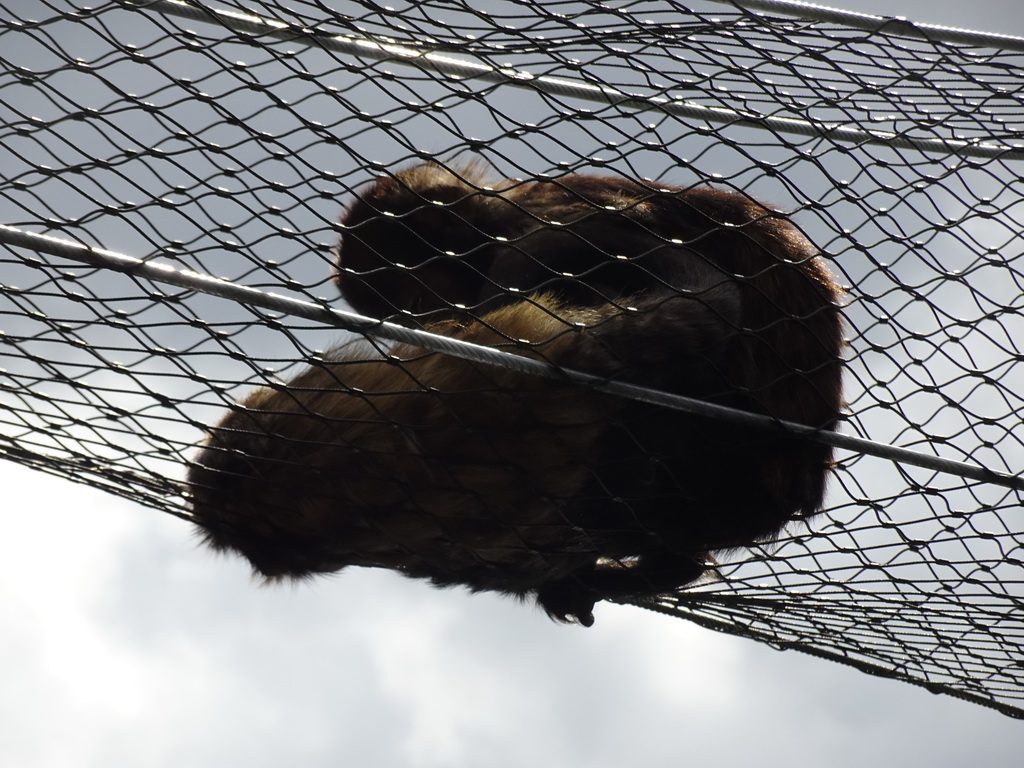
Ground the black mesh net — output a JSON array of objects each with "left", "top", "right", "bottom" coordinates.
[{"left": 2, "top": 0, "right": 1023, "bottom": 717}]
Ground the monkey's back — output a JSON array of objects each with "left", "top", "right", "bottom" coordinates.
[{"left": 188, "top": 299, "right": 632, "bottom": 593}]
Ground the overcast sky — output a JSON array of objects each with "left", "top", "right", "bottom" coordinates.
[{"left": 3, "top": 1, "right": 1024, "bottom": 766}]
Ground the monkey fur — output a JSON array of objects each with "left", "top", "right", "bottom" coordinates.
[{"left": 188, "top": 163, "right": 844, "bottom": 626}]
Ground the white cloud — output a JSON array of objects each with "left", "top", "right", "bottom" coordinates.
[{"left": 3, "top": 459, "right": 1023, "bottom": 767}]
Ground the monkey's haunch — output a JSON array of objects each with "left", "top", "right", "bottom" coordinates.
[{"left": 189, "top": 165, "right": 844, "bottom": 626}]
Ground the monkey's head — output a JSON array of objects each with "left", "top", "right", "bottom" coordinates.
[{"left": 335, "top": 163, "right": 514, "bottom": 322}]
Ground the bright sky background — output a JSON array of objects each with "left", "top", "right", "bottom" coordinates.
[{"left": 2, "top": 1, "right": 1024, "bottom": 766}]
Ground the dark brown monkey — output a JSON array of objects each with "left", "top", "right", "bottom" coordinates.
[{"left": 189, "top": 163, "right": 844, "bottom": 626}]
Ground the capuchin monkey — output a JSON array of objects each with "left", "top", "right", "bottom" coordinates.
[{"left": 188, "top": 163, "right": 844, "bottom": 626}]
